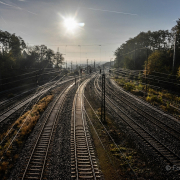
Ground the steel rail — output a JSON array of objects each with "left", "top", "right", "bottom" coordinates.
[
  {"left": 71, "top": 75, "right": 100, "bottom": 179},
  {"left": 105, "top": 80, "right": 180, "bottom": 142},
  {"left": 0, "top": 75, "right": 71, "bottom": 149},
  {"left": 94, "top": 75, "right": 180, "bottom": 166},
  {"left": 21, "top": 81, "right": 75, "bottom": 180},
  {"left": 83, "top": 108, "right": 121, "bottom": 180},
  {"left": 0, "top": 75, "right": 69, "bottom": 163},
  {"left": 0, "top": 76, "right": 76, "bottom": 123},
  {"left": 81, "top": 79, "right": 96, "bottom": 180},
  {"left": 110, "top": 77, "right": 180, "bottom": 124}
]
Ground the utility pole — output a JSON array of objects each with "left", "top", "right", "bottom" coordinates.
[
  {"left": 101, "top": 74, "right": 106, "bottom": 123},
  {"left": 172, "top": 34, "right": 177, "bottom": 74},
  {"left": 71, "top": 61, "right": 72, "bottom": 73},
  {"left": 87, "top": 59, "right": 88, "bottom": 74},
  {"left": 94, "top": 60, "right": 95, "bottom": 69},
  {"left": 66, "top": 61, "right": 67, "bottom": 69},
  {"left": 56, "top": 47, "right": 59, "bottom": 68}
]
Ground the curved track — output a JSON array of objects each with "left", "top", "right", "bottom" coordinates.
[
  {"left": 71, "top": 76, "right": 101, "bottom": 179},
  {"left": 0, "top": 76, "right": 75, "bottom": 123},
  {"left": 94, "top": 74, "right": 180, "bottom": 166},
  {"left": 20, "top": 82, "right": 75, "bottom": 179},
  {"left": 105, "top": 78, "right": 180, "bottom": 142}
]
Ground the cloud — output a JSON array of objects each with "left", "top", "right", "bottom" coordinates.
[
  {"left": 0, "top": 0, "right": 37, "bottom": 15},
  {"left": 0, "top": 0, "right": 21, "bottom": 9},
  {"left": 25, "top": 10, "right": 37, "bottom": 15},
  {"left": 81, "top": 7, "right": 138, "bottom": 16}
]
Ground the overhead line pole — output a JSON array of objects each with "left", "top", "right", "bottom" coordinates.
[
  {"left": 172, "top": 34, "right": 177, "bottom": 74},
  {"left": 87, "top": 59, "right": 88, "bottom": 74},
  {"left": 71, "top": 61, "right": 72, "bottom": 73}
]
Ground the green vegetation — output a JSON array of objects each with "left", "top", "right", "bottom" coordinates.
[
  {"left": 114, "top": 77, "right": 180, "bottom": 118},
  {"left": 0, "top": 95, "right": 53, "bottom": 179},
  {"left": 0, "top": 30, "right": 64, "bottom": 79},
  {"left": 124, "top": 82, "right": 136, "bottom": 92},
  {"left": 146, "top": 51, "right": 172, "bottom": 75},
  {"left": 114, "top": 18, "right": 180, "bottom": 76}
]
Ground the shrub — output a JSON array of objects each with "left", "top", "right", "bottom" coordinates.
[
  {"left": 124, "top": 82, "right": 135, "bottom": 92},
  {"left": 146, "top": 95, "right": 163, "bottom": 104},
  {"left": 136, "top": 83, "right": 144, "bottom": 91}
]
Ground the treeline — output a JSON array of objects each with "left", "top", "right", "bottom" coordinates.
[
  {"left": 0, "top": 30, "right": 64, "bottom": 79},
  {"left": 114, "top": 18, "right": 180, "bottom": 77}
]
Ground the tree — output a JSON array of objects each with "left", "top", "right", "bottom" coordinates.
[
  {"left": 53, "top": 52, "right": 64, "bottom": 68},
  {"left": 124, "top": 57, "right": 134, "bottom": 69},
  {"left": 146, "top": 51, "right": 172, "bottom": 74},
  {"left": 46, "top": 49, "right": 55, "bottom": 62}
]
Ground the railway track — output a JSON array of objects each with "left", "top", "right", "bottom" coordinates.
[
  {"left": 0, "top": 77, "right": 60, "bottom": 113},
  {"left": 105, "top": 78, "right": 180, "bottom": 142},
  {"left": 0, "top": 76, "right": 75, "bottom": 123},
  {"left": 71, "top": 76, "right": 101, "bottom": 179},
  {"left": 19, "top": 81, "right": 75, "bottom": 179},
  {"left": 94, "top": 74, "right": 180, "bottom": 166}
]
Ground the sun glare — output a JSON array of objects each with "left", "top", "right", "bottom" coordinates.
[{"left": 64, "top": 18, "right": 78, "bottom": 32}]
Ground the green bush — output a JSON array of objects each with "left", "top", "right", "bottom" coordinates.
[
  {"left": 146, "top": 95, "right": 163, "bottom": 104},
  {"left": 124, "top": 82, "right": 135, "bottom": 92}
]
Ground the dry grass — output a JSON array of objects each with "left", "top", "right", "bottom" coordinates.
[{"left": 0, "top": 95, "right": 53, "bottom": 179}]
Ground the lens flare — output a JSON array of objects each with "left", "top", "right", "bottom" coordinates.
[{"left": 64, "top": 18, "right": 78, "bottom": 31}]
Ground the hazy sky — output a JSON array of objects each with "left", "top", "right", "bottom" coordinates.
[{"left": 0, "top": 0, "right": 180, "bottom": 65}]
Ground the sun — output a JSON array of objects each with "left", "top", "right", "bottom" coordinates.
[{"left": 64, "top": 18, "right": 78, "bottom": 32}]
